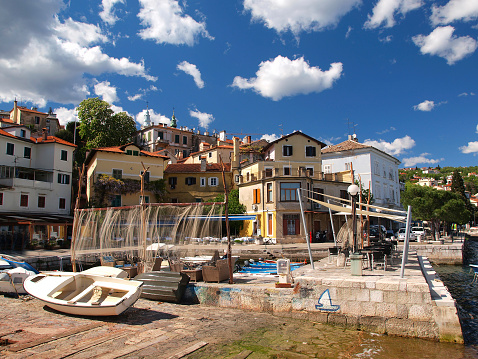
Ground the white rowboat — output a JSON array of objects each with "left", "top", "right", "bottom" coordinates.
[{"left": 24, "top": 272, "right": 142, "bottom": 316}]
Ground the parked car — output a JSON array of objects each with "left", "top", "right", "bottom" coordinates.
[
  {"left": 412, "top": 226, "right": 425, "bottom": 237},
  {"left": 385, "top": 229, "right": 395, "bottom": 240},
  {"left": 368, "top": 225, "right": 387, "bottom": 242},
  {"left": 397, "top": 228, "right": 417, "bottom": 242}
]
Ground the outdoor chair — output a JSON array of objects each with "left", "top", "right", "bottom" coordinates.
[
  {"left": 328, "top": 246, "right": 340, "bottom": 263},
  {"left": 152, "top": 257, "right": 162, "bottom": 271},
  {"left": 202, "top": 259, "right": 230, "bottom": 283}
]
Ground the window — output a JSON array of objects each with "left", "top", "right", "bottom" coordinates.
[
  {"left": 340, "top": 190, "right": 348, "bottom": 200},
  {"left": 253, "top": 188, "right": 261, "bottom": 204},
  {"left": 305, "top": 146, "right": 316, "bottom": 157},
  {"left": 141, "top": 171, "right": 150, "bottom": 183},
  {"left": 182, "top": 150, "right": 188, "bottom": 158},
  {"left": 174, "top": 134, "right": 180, "bottom": 143},
  {"left": 323, "top": 164, "right": 332, "bottom": 174},
  {"left": 20, "top": 129, "right": 26, "bottom": 138},
  {"left": 58, "top": 174, "right": 70, "bottom": 184},
  {"left": 35, "top": 116, "right": 40, "bottom": 124},
  {"left": 169, "top": 177, "right": 177, "bottom": 189},
  {"left": 112, "top": 169, "right": 122, "bottom": 179},
  {"left": 185, "top": 177, "right": 196, "bottom": 186},
  {"left": 38, "top": 196, "right": 46, "bottom": 208},
  {"left": 140, "top": 195, "right": 150, "bottom": 204},
  {"left": 345, "top": 163, "right": 351, "bottom": 171},
  {"left": 280, "top": 182, "right": 300, "bottom": 202},
  {"left": 126, "top": 149, "right": 132, "bottom": 155},
  {"left": 283, "top": 145, "right": 293, "bottom": 157},
  {"left": 209, "top": 177, "right": 218, "bottom": 186},
  {"left": 60, "top": 150, "right": 67, "bottom": 161},
  {"left": 59, "top": 198, "right": 66, "bottom": 209},
  {"left": 313, "top": 188, "right": 324, "bottom": 209},
  {"left": 268, "top": 213, "right": 273, "bottom": 236},
  {"left": 158, "top": 131, "right": 163, "bottom": 140},
  {"left": 266, "top": 183, "right": 273, "bottom": 202},
  {"left": 283, "top": 214, "right": 300, "bottom": 235},
  {"left": 200, "top": 177, "right": 206, "bottom": 187},
  {"left": 195, "top": 198, "right": 202, "bottom": 203},
  {"left": 374, "top": 161, "right": 380, "bottom": 175},
  {"left": 283, "top": 166, "right": 291, "bottom": 176},
  {"left": 389, "top": 168, "right": 394, "bottom": 181},
  {"left": 306, "top": 167, "right": 314, "bottom": 176},
  {"left": 265, "top": 168, "right": 273, "bottom": 178},
  {"left": 6, "top": 143, "right": 14, "bottom": 156},
  {"left": 208, "top": 152, "right": 212, "bottom": 158},
  {"left": 235, "top": 175, "right": 240, "bottom": 183},
  {"left": 148, "top": 132, "right": 151, "bottom": 141},
  {"left": 20, "top": 194, "right": 28, "bottom": 207},
  {"left": 383, "top": 165, "right": 386, "bottom": 178},
  {"left": 0, "top": 166, "right": 13, "bottom": 179},
  {"left": 24, "top": 147, "right": 31, "bottom": 159},
  {"left": 133, "top": 150, "right": 139, "bottom": 156},
  {"left": 0, "top": 192, "right": 3, "bottom": 205},
  {"left": 111, "top": 195, "right": 121, "bottom": 207},
  {"left": 183, "top": 136, "right": 188, "bottom": 145}
]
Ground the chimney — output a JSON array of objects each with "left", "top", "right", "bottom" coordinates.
[
  {"left": 247, "top": 136, "right": 251, "bottom": 144},
  {"left": 200, "top": 158, "right": 207, "bottom": 172},
  {"left": 13, "top": 99, "right": 18, "bottom": 124},
  {"left": 42, "top": 128, "right": 48, "bottom": 141}
]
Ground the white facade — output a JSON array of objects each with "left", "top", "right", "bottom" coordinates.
[
  {"left": 322, "top": 138, "right": 401, "bottom": 209},
  {"left": 0, "top": 126, "right": 75, "bottom": 215}
]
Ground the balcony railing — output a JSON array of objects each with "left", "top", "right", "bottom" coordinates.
[{"left": 238, "top": 167, "right": 353, "bottom": 184}]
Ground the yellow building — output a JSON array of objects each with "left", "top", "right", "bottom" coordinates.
[
  {"left": 237, "top": 131, "right": 352, "bottom": 243},
  {"left": 85, "top": 144, "right": 169, "bottom": 206},
  {"left": 163, "top": 161, "right": 234, "bottom": 203},
  {"left": 9, "top": 100, "right": 61, "bottom": 135}
]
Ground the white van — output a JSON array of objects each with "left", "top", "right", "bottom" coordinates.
[{"left": 398, "top": 228, "right": 417, "bottom": 241}]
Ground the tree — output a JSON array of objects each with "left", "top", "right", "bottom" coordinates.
[
  {"left": 213, "top": 189, "right": 246, "bottom": 236},
  {"left": 402, "top": 183, "right": 470, "bottom": 239},
  {"left": 451, "top": 170, "right": 474, "bottom": 222},
  {"left": 77, "top": 98, "right": 137, "bottom": 150}
]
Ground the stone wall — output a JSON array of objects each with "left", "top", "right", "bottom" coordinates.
[{"left": 407, "top": 243, "right": 463, "bottom": 264}]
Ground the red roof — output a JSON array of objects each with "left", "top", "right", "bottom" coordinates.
[
  {"left": 165, "top": 163, "right": 231, "bottom": 173},
  {"left": 34, "top": 135, "right": 76, "bottom": 147},
  {"left": 15, "top": 106, "right": 47, "bottom": 115}
]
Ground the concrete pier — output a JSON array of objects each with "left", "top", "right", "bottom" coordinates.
[{"left": 183, "top": 250, "right": 463, "bottom": 343}]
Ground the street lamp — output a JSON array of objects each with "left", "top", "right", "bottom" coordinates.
[{"left": 348, "top": 184, "right": 360, "bottom": 253}]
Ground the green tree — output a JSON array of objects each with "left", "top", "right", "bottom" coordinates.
[
  {"left": 451, "top": 170, "right": 474, "bottom": 222},
  {"left": 213, "top": 189, "right": 246, "bottom": 236},
  {"left": 77, "top": 98, "right": 137, "bottom": 150},
  {"left": 402, "top": 183, "right": 470, "bottom": 239}
]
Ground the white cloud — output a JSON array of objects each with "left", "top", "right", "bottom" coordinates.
[
  {"left": 402, "top": 153, "right": 444, "bottom": 167},
  {"left": 54, "top": 107, "right": 78, "bottom": 127},
  {"left": 232, "top": 56, "right": 343, "bottom": 101},
  {"left": 459, "top": 92, "right": 476, "bottom": 96},
  {"left": 0, "top": 1, "right": 155, "bottom": 107},
  {"left": 189, "top": 108, "right": 214, "bottom": 129},
  {"left": 363, "top": 135, "right": 415, "bottom": 156},
  {"left": 412, "top": 26, "right": 478, "bottom": 65},
  {"left": 127, "top": 85, "right": 159, "bottom": 102},
  {"left": 137, "top": 0, "right": 213, "bottom": 46},
  {"left": 243, "top": 0, "right": 361, "bottom": 35},
  {"left": 364, "top": 0, "right": 423, "bottom": 29},
  {"left": 177, "top": 61, "right": 204, "bottom": 88},
  {"left": 135, "top": 108, "right": 170, "bottom": 127},
  {"left": 414, "top": 100, "right": 435, "bottom": 111},
  {"left": 260, "top": 133, "right": 279, "bottom": 142},
  {"left": 476, "top": 124, "right": 478, "bottom": 133},
  {"left": 376, "top": 126, "right": 396, "bottom": 135},
  {"left": 345, "top": 26, "right": 353, "bottom": 38},
  {"left": 431, "top": 0, "right": 478, "bottom": 25},
  {"left": 94, "top": 80, "right": 119, "bottom": 104},
  {"left": 99, "top": 0, "right": 125, "bottom": 25}
]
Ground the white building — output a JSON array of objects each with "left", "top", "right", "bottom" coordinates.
[
  {"left": 0, "top": 126, "right": 76, "bottom": 248},
  {"left": 321, "top": 135, "right": 401, "bottom": 210}
]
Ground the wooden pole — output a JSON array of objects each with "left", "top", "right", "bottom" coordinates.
[
  {"left": 139, "top": 162, "right": 150, "bottom": 274},
  {"left": 219, "top": 155, "right": 233, "bottom": 284},
  {"left": 71, "top": 164, "right": 85, "bottom": 272}
]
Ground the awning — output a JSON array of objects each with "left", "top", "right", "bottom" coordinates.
[{"left": 306, "top": 197, "right": 406, "bottom": 222}]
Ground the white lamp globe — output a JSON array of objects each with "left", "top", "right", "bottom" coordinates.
[{"left": 347, "top": 184, "right": 360, "bottom": 196}]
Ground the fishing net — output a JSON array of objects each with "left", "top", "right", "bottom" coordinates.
[
  {"left": 71, "top": 202, "right": 224, "bottom": 270},
  {"left": 336, "top": 219, "right": 364, "bottom": 251}
]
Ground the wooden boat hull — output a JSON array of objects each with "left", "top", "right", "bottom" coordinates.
[
  {"left": 134, "top": 271, "right": 189, "bottom": 303},
  {"left": 24, "top": 272, "right": 142, "bottom": 316}
]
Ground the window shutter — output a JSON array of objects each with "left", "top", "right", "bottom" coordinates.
[
  {"left": 283, "top": 218, "right": 288, "bottom": 235},
  {"left": 295, "top": 219, "right": 300, "bottom": 235}
]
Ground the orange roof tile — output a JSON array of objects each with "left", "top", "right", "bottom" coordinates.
[
  {"left": 34, "top": 135, "right": 77, "bottom": 147},
  {"left": 321, "top": 139, "right": 370, "bottom": 153}
]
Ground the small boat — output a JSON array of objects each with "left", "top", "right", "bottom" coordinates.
[
  {"left": 470, "top": 264, "right": 478, "bottom": 283},
  {"left": 315, "top": 289, "right": 340, "bottom": 312},
  {"left": 239, "top": 260, "right": 305, "bottom": 275},
  {"left": 0, "top": 256, "right": 39, "bottom": 295},
  {"left": 24, "top": 272, "right": 143, "bottom": 316},
  {"left": 134, "top": 271, "right": 190, "bottom": 302}
]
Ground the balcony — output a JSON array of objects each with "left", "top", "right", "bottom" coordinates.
[
  {"left": 0, "top": 166, "right": 53, "bottom": 189},
  {"left": 238, "top": 166, "right": 352, "bottom": 184}
]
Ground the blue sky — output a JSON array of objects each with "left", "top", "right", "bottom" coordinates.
[{"left": 1, "top": 0, "right": 477, "bottom": 168}]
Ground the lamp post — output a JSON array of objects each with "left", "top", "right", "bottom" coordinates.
[{"left": 348, "top": 184, "right": 360, "bottom": 253}]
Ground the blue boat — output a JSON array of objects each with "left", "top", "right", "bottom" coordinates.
[{"left": 239, "top": 261, "right": 305, "bottom": 275}]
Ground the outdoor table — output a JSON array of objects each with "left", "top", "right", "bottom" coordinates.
[{"left": 360, "top": 249, "right": 382, "bottom": 271}]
